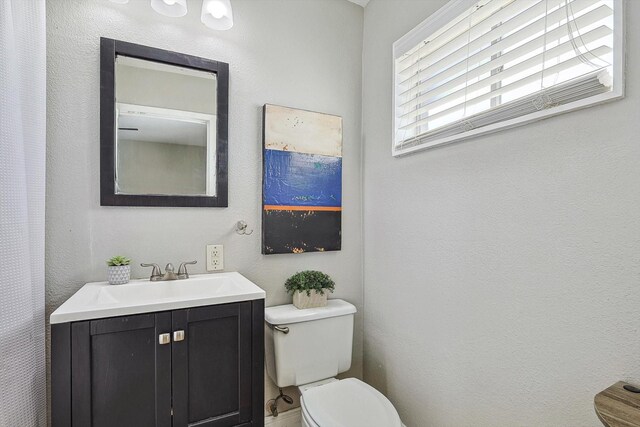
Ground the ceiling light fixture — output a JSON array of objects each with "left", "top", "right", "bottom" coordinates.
[
  {"left": 150, "top": 0, "right": 188, "bottom": 17},
  {"left": 109, "top": 0, "right": 130, "bottom": 4},
  {"left": 201, "top": 0, "right": 233, "bottom": 30}
]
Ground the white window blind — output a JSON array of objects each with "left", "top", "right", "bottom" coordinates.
[{"left": 393, "top": 0, "right": 623, "bottom": 156}]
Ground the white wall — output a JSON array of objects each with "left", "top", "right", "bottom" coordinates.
[
  {"left": 116, "top": 63, "right": 217, "bottom": 114},
  {"left": 46, "top": 0, "right": 363, "bottom": 416},
  {"left": 362, "top": 1, "right": 640, "bottom": 426},
  {"left": 116, "top": 140, "right": 207, "bottom": 195}
]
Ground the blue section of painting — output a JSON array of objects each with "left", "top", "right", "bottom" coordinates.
[{"left": 263, "top": 149, "right": 342, "bottom": 207}]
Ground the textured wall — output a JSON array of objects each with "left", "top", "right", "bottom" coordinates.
[
  {"left": 362, "top": 1, "right": 640, "bottom": 426},
  {"left": 46, "top": 0, "right": 363, "bottom": 416}
]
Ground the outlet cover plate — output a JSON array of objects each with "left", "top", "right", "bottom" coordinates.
[{"left": 206, "top": 244, "right": 224, "bottom": 271}]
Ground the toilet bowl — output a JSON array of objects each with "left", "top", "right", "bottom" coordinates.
[
  {"left": 299, "top": 378, "right": 402, "bottom": 427},
  {"left": 264, "top": 299, "right": 404, "bottom": 427}
]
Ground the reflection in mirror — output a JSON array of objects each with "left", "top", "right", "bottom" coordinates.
[{"left": 114, "top": 56, "right": 217, "bottom": 197}]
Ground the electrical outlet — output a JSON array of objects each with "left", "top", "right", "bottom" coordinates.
[{"left": 206, "top": 244, "right": 224, "bottom": 271}]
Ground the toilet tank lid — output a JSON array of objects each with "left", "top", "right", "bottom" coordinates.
[{"left": 265, "top": 299, "right": 356, "bottom": 325}]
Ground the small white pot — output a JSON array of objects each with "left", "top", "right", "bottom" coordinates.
[
  {"left": 107, "top": 265, "right": 130, "bottom": 285},
  {"left": 292, "top": 290, "right": 328, "bottom": 309}
]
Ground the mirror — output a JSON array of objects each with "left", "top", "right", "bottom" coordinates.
[{"left": 100, "top": 38, "right": 228, "bottom": 207}]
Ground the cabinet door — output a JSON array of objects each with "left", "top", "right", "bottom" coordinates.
[
  {"left": 71, "top": 312, "right": 172, "bottom": 427},
  {"left": 172, "top": 302, "right": 252, "bottom": 427}
]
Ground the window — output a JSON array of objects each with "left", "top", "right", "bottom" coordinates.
[{"left": 393, "top": 0, "right": 623, "bottom": 156}]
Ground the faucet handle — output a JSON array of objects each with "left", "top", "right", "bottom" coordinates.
[
  {"left": 177, "top": 261, "right": 197, "bottom": 279},
  {"left": 141, "top": 263, "right": 162, "bottom": 281}
]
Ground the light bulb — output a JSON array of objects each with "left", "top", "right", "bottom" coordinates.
[
  {"left": 150, "top": 0, "right": 187, "bottom": 17},
  {"left": 201, "top": 0, "right": 233, "bottom": 30},
  {"left": 207, "top": 1, "right": 227, "bottom": 19}
]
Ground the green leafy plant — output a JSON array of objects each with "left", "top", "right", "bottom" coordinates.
[
  {"left": 106, "top": 255, "right": 131, "bottom": 267},
  {"left": 284, "top": 270, "right": 335, "bottom": 296}
]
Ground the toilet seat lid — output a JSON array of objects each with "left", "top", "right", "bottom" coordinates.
[{"left": 302, "top": 378, "right": 401, "bottom": 427}]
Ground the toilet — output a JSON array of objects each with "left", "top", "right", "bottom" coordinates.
[{"left": 265, "top": 299, "right": 404, "bottom": 427}]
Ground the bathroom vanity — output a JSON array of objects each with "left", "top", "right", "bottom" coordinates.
[{"left": 50, "top": 273, "right": 265, "bottom": 427}]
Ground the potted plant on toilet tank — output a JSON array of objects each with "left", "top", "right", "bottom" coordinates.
[
  {"left": 285, "top": 270, "right": 335, "bottom": 309},
  {"left": 106, "top": 255, "right": 131, "bottom": 285}
]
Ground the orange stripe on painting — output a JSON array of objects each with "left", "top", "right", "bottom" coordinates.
[{"left": 263, "top": 205, "right": 342, "bottom": 212}]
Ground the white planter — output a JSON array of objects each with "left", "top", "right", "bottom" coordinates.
[
  {"left": 292, "top": 290, "right": 328, "bottom": 309},
  {"left": 107, "top": 265, "right": 130, "bottom": 285}
]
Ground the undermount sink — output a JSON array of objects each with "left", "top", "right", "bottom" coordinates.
[{"left": 50, "top": 272, "right": 265, "bottom": 324}]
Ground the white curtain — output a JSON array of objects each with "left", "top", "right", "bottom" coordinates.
[{"left": 0, "top": 0, "right": 47, "bottom": 425}]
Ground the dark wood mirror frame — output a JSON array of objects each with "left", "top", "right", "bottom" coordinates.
[{"left": 100, "top": 37, "right": 229, "bottom": 207}]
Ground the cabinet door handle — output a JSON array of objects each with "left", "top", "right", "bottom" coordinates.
[
  {"left": 173, "top": 330, "right": 185, "bottom": 342},
  {"left": 158, "top": 333, "right": 171, "bottom": 345}
]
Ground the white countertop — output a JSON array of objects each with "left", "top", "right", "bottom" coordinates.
[{"left": 50, "top": 272, "right": 266, "bottom": 324}]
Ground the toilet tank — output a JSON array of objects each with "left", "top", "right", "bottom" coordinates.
[{"left": 264, "top": 299, "right": 356, "bottom": 387}]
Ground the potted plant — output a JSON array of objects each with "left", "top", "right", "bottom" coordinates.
[
  {"left": 285, "top": 270, "right": 335, "bottom": 309},
  {"left": 106, "top": 255, "right": 131, "bottom": 285}
]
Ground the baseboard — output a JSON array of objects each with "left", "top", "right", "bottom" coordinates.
[{"left": 264, "top": 407, "right": 302, "bottom": 427}]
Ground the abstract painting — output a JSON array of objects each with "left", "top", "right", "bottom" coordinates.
[{"left": 262, "top": 104, "right": 342, "bottom": 255}]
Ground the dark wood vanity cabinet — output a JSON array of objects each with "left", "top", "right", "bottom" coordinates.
[
  {"left": 69, "top": 311, "right": 172, "bottom": 427},
  {"left": 52, "top": 300, "right": 264, "bottom": 427}
]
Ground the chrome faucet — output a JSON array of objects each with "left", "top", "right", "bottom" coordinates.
[{"left": 141, "top": 261, "right": 197, "bottom": 281}]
